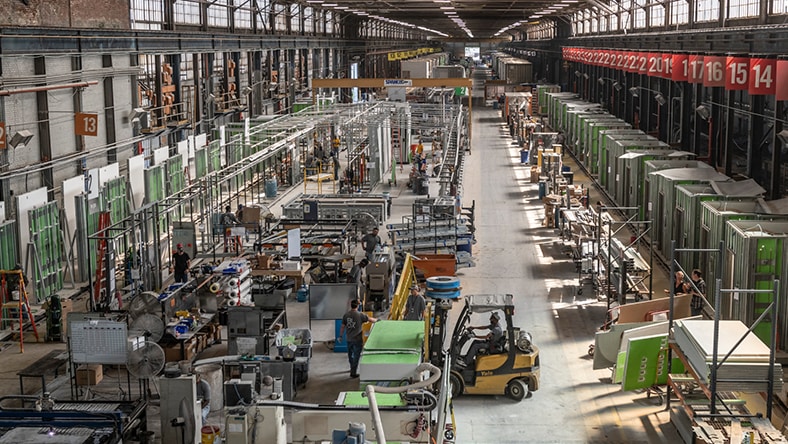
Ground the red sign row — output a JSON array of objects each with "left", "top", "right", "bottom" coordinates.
[{"left": 563, "top": 48, "right": 788, "bottom": 98}]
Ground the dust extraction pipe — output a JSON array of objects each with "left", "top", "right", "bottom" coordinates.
[{"left": 0, "top": 81, "right": 99, "bottom": 96}]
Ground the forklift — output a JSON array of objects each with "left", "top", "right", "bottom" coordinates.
[{"left": 438, "top": 294, "right": 540, "bottom": 401}]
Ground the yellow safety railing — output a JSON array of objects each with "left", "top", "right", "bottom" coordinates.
[{"left": 389, "top": 253, "right": 416, "bottom": 320}]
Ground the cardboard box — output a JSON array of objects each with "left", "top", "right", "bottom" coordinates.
[
  {"left": 281, "top": 261, "right": 301, "bottom": 271},
  {"left": 164, "top": 344, "right": 183, "bottom": 362},
  {"left": 76, "top": 364, "right": 103, "bottom": 386},
  {"left": 256, "top": 254, "right": 274, "bottom": 269}
]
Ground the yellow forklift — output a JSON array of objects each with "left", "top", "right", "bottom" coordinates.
[{"left": 446, "top": 294, "right": 540, "bottom": 401}]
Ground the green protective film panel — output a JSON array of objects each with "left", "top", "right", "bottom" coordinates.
[
  {"left": 363, "top": 320, "right": 425, "bottom": 351},
  {"left": 29, "top": 202, "right": 63, "bottom": 301},
  {"left": 103, "top": 177, "right": 130, "bottom": 225},
  {"left": 621, "top": 334, "right": 668, "bottom": 391},
  {"left": 753, "top": 237, "right": 778, "bottom": 344},
  {"left": 195, "top": 147, "right": 208, "bottom": 178},
  {"left": 166, "top": 156, "right": 185, "bottom": 195},
  {"left": 359, "top": 353, "right": 422, "bottom": 365},
  {"left": 209, "top": 141, "right": 222, "bottom": 172},
  {"left": 614, "top": 351, "right": 626, "bottom": 384},
  {"left": 0, "top": 221, "right": 18, "bottom": 270},
  {"left": 341, "top": 392, "right": 407, "bottom": 407}
]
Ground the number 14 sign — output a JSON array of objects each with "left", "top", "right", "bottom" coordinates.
[
  {"left": 75, "top": 113, "right": 98, "bottom": 136},
  {"left": 749, "top": 58, "right": 776, "bottom": 96}
]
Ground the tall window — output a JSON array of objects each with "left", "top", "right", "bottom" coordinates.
[
  {"left": 256, "top": 0, "right": 270, "bottom": 31},
  {"left": 634, "top": 6, "right": 646, "bottom": 28},
  {"left": 773, "top": 0, "right": 788, "bottom": 14},
  {"left": 130, "top": 0, "right": 163, "bottom": 30},
  {"left": 621, "top": 0, "right": 632, "bottom": 30},
  {"left": 326, "top": 11, "right": 334, "bottom": 35},
  {"left": 670, "top": 0, "right": 689, "bottom": 23},
  {"left": 729, "top": 0, "right": 759, "bottom": 17},
  {"left": 290, "top": 4, "right": 301, "bottom": 33},
  {"left": 174, "top": 0, "right": 200, "bottom": 25},
  {"left": 235, "top": 0, "right": 252, "bottom": 29},
  {"left": 274, "top": 4, "right": 287, "bottom": 31},
  {"left": 695, "top": 0, "right": 719, "bottom": 22},
  {"left": 650, "top": 2, "right": 665, "bottom": 26},
  {"left": 304, "top": 7, "right": 314, "bottom": 33},
  {"left": 207, "top": 0, "right": 229, "bottom": 28}
]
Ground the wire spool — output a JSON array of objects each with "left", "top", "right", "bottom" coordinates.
[
  {"left": 229, "top": 278, "right": 239, "bottom": 287},
  {"left": 426, "top": 276, "right": 460, "bottom": 291},
  {"left": 209, "top": 282, "right": 221, "bottom": 293},
  {"left": 425, "top": 289, "right": 462, "bottom": 299}
]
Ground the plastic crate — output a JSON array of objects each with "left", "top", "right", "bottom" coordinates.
[{"left": 275, "top": 328, "right": 313, "bottom": 358}]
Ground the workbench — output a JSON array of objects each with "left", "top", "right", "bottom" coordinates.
[
  {"left": 17, "top": 349, "right": 69, "bottom": 395},
  {"left": 250, "top": 263, "right": 310, "bottom": 288}
]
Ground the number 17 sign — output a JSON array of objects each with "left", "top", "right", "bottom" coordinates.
[{"left": 75, "top": 113, "right": 98, "bottom": 136}]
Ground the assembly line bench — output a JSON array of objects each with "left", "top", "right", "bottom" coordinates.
[{"left": 18, "top": 349, "right": 69, "bottom": 395}]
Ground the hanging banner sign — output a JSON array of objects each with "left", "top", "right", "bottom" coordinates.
[
  {"left": 749, "top": 57, "right": 776, "bottom": 95},
  {"left": 703, "top": 56, "right": 726, "bottom": 87},
  {"left": 672, "top": 53, "right": 688, "bottom": 82},
  {"left": 647, "top": 53, "right": 662, "bottom": 77},
  {"left": 609, "top": 50, "right": 619, "bottom": 68},
  {"left": 688, "top": 54, "right": 705, "bottom": 84},
  {"left": 776, "top": 60, "right": 788, "bottom": 101},
  {"left": 637, "top": 52, "right": 648, "bottom": 74},
  {"left": 661, "top": 53, "right": 673, "bottom": 79},
  {"left": 725, "top": 56, "right": 749, "bottom": 91}
]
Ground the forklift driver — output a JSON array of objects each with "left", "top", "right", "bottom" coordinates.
[{"left": 462, "top": 312, "right": 504, "bottom": 366}]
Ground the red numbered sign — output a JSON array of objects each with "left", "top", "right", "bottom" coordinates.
[
  {"left": 637, "top": 52, "right": 648, "bottom": 74},
  {"left": 616, "top": 51, "right": 626, "bottom": 70},
  {"left": 749, "top": 58, "right": 776, "bottom": 95},
  {"left": 0, "top": 122, "right": 5, "bottom": 150},
  {"left": 703, "top": 56, "right": 726, "bottom": 87},
  {"left": 776, "top": 60, "right": 788, "bottom": 101},
  {"left": 725, "top": 56, "right": 749, "bottom": 91},
  {"left": 647, "top": 53, "right": 662, "bottom": 77},
  {"left": 75, "top": 113, "right": 99, "bottom": 136},
  {"left": 661, "top": 53, "right": 672, "bottom": 79},
  {"left": 672, "top": 53, "right": 688, "bottom": 82},
  {"left": 688, "top": 54, "right": 705, "bottom": 84}
]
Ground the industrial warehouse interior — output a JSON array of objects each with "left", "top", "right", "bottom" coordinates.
[{"left": 0, "top": 0, "right": 787, "bottom": 443}]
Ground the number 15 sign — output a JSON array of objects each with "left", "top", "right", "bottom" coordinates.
[{"left": 75, "top": 113, "right": 98, "bottom": 136}]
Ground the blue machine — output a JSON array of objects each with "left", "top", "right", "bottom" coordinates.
[{"left": 332, "top": 422, "right": 366, "bottom": 444}]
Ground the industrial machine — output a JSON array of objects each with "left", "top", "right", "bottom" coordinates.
[
  {"left": 364, "top": 247, "right": 395, "bottom": 311},
  {"left": 447, "top": 294, "right": 540, "bottom": 401}
]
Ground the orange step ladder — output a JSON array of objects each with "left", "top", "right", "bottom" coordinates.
[
  {"left": 93, "top": 211, "right": 111, "bottom": 307},
  {"left": 0, "top": 269, "right": 39, "bottom": 352}
]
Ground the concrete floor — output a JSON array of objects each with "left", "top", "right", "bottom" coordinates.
[{"left": 0, "top": 74, "right": 690, "bottom": 443}]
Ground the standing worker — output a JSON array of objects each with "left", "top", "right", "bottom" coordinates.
[
  {"left": 171, "top": 243, "right": 191, "bottom": 283},
  {"left": 221, "top": 205, "right": 242, "bottom": 253},
  {"left": 338, "top": 300, "right": 377, "bottom": 378},
  {"left": 690, "top": 269, "right": 707, "bottom": 316},
  {"left": 403, "top": 284, "right": 426, "bottom": 321},
  {"left": 361, "top": 227, "right": 381, "bottom": 262}
]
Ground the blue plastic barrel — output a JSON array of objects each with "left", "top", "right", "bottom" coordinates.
[
  {"left": 296, "top": 285, "right": 309, "bottom": 302},
  {"left": 520, "top": 150, "right": 529, "bottom": 163},
  {"left": 264, "top": 178, "right": 278, "bottom": 198}
]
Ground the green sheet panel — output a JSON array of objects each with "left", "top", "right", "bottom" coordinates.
[
  {"left": 28, "top": 202, "right": 63, "bottom": 301},
  {"left": 341, "top": 391, "right": 407, "bottom": 407},
  {"left": 363, "top": 320, "right": 425, "bottom": 351},
  {"left": 195, "top": 147, "right": 208, "bottom": 179},
  {"left": 0, "top": 221, "right": 18, "bottom": 271},
  {"left": 621, "top": 334, "right": 680, "bottom": 391}
]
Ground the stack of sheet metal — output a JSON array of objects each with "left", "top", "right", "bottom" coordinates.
[{"left": 673, "top": 319, "right": 783, "bottom": 392}]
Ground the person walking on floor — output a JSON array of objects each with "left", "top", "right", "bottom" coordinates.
[
  {"left": 338, "top": 299, "right": 377, "bottom": 378},
  {"left": 404, "top": 284, "right": 426, "bottom": 321},
  {"left": 361, "top": 227, "right": 381, "bottom": 262},
  {"left": 171, "top": 243, "right": 191, "bottom": 283}
]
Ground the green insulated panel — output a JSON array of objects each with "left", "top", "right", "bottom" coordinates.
[
  {"left": 585, "top": 119, "right": 630, "bottom": 175},
  {"left": 725, "top": 220, "right": 788, "bottom": 349},
  {"left": 209, "top": 141, "right": 222, "bottom": 172},
  {"left": 598, "top": 129, "right": 647, "bottom": 188},
  {"left": 102, "top": 177, "right": 130, "bottom": 225},
  {"left": 606, "top": 139, "right": 667, "bottom": 203},
  {"left": 28, "top": 202, "right": 63, "bottom": 301},
  {"left": 144, "top": 166, "right": 164, "bottom": 204},
  {"left": 165, "top": 155, "right": 185, "bottom": 195},
  {"left": 673, "top": 184, "right": 720, "bottom": 269},
  {"left": 536, "top": 85, "right": 560, "bottom": 115},
  {"left": 699, "top": 201, "right": 788, "bottom": 305},
  {"left": 0, "top": 221, "right": 18, "bottom": 271},
  {"left": 649, "top": 168, "right": 729, "bottom": 258},
  {"left": 620, "top": 334, "right": 684, "bottom": 391},
  {"left": 195, "top": 147, "right": 208, "bottom": 179}
]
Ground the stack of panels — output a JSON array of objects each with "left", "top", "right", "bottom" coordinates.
[{"left": 673, "top": 320, "right": 783, "bottom": 392}]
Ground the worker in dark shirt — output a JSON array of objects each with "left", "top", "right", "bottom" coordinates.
[
  {"left": 338, "top": 299, "right": 377, "bottom": 378},
  {"left": 171, "top": 243, "right": 191, "bottom": 283},
  {"left": 463, "top": 312, "right": 504, "bottom": 366},
  {"left": 361, "top": 228, "right": 381, "bottom": 262}
]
